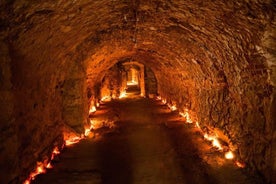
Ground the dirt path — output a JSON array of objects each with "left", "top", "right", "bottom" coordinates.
[{"left": 34, "top": 96, "right": 257, "bottom": 184}]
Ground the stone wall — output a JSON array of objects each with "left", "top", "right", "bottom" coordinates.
[
  {"left": 157, "top": 65, "right": 273, "bottom": 182},
  {"left": 261, "top": 23, "right": 276, "bottom": 183},
  {"left": 100, "top": 64, "right": 124, "bottom": 99},
  {"left": 0, "top": 13, "right": 88, "bottom": 183},
  {"left": 7, "top": 42, "right": 66, "bottom": 183},
  {"left": 145, "top": 66, "right": 157, "bottom": 97},
  {"left": 62, "top": 61, "right": 88, "bottom": 134},
  {"left": 0, "top": 41, "right": 18, "bottom": 183}
]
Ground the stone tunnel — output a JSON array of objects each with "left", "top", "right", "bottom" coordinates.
[{"left": 0, "top": 0, "right": 275, "bottom": 183}]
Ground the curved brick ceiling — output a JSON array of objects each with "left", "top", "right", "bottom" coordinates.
[{"left": 3, "top": 0, "right": 274, "bottom": 97}]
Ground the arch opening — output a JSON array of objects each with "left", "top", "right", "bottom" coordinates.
[
  {"left": 126, "top": 67, "right": 141, "bottom": 94},
  {"left": 122, "top": 61, "right": 145, "bottom": 97},
  {"left": 88, "top": 60, "right": 158, "bottom": 106}
]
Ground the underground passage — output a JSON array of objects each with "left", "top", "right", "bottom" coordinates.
[{"left": 0, "top": 0, "right": 275, "bottom": 183}]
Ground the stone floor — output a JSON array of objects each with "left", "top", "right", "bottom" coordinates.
[{"left": 34, "top": 94, "right": 259, "bottom": 184}]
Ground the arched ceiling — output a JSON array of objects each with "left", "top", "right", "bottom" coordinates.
[{"left": 2, "top": 0, "right": 274, "bottom": 90}]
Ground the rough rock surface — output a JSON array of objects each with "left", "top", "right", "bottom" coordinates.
[
  {"left": 0, "top": 0, "right": 275, "bottom": 183},
  {"left": 145, "top": 66, "right": 157, "bottom": 97},
  {"left": 100, "top": 63, "right": 123, "bottom": 99}
]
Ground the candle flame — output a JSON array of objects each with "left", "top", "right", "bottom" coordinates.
[
  {"left": 46, "top": 162, "right": 53, "bottom": 169},
  {"left": 101, "top": 96, "right": 111, "bottom": 102},
  {"left": 168, "top": 104, "right": 177, "bottom": 111},
  {"left": 65, "top": 136, "right": 82, "bottom": 146},
  {"left": 235, "top": 161, "right": 246, "bottom": 168},
  {"left": 89, "top": 106, "right": 96, "bottom": 113},
  {"left": 179, "top": 109, "right": 193, "bottom": 123},
  {"left": 119, "top": 91, "right": 127, "bottom": 98},
  {"left": 225, "top": 151, "right": 234, "bottom": 159},
  {"left": 204, "top": 133, "right": 223, "bottom": 150},
  {"left": 84, "top": 128, "right": 91, "bottom": 136}
]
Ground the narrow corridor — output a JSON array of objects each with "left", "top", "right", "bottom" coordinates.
[{"left": 34, "top": 96, "right": 258, "bottom": 184}]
